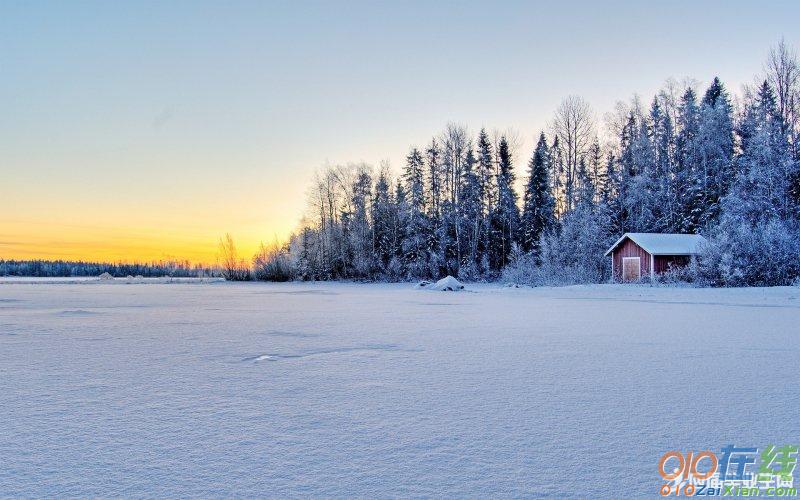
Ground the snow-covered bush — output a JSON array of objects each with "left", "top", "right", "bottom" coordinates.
[
  {"left": 385, "top": 256, "right": 405, "bottom": 281},
  {"left": 457, "top": 260, "right": 480, "bottom": 282},
  {"left": 253, "top": 241, "right": 295, "bottom": 282},
  {"left": 500, "top": 250, "right": 538, "bottom": 285},
  {"left": 653, "top": 260, "right": 700, "bottom": 286},
  {"left": 500, "top": 207, "right": 612, "bottom": 286},
  {"left": 697, "top": 219, "right": 800, "bottom": 287}
]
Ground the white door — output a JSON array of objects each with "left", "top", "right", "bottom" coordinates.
[{"left": 622, "top": 257, "right": 641, "bottom": 282}]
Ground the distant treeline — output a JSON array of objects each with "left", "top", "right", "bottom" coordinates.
[{"left": 0, "top": 259, "right": 220, "bottom": 278}]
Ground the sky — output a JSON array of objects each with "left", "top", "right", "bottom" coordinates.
[{"left": 2, "top": 0, "right": 799, "bottom": 264}]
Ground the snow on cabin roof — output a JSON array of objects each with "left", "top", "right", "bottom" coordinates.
[{"left": 604, "top": 233, "right": 707, "bottom": 256}]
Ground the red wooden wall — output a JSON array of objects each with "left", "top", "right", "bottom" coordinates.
[{"left": 612, "top": 238, "right": 651, "bottom": 281}]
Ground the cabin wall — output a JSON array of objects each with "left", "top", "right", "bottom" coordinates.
[{"left": 612, "top": 239, "right": 651, "bottom": 281}]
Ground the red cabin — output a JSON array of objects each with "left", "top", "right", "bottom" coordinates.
[{"left": 604, "top": 233, "right": 706, "bottom": 282}]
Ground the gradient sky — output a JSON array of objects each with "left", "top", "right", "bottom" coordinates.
[{"left": 2, "top": 1, "right": 799, "bottom": 264}]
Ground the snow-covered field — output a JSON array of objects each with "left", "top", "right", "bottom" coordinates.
[{"left": 1, "top": 280, "right": 799, "bottom": 497}]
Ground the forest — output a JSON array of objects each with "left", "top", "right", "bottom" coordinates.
[
  {"left": 237, "top": 40, "right": 800, "bottom": 287},
  {"left": 0, "top": 259, "right": 219, "bottom": 278}
]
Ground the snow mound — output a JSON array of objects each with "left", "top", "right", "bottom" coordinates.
[
  {"left": 98, "top": 272, "right": 114, "bottom": 280},
  {"left": 414, "top": 280, "right": 432, "bottom": 289},
  {"left": 428, "top": 276, "right": 465, "bottom": 291}
]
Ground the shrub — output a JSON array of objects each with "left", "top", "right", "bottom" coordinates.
[
  {"left": 697, "top": 218, "right": 800, "bottom": 287},
  {"left": 253, "top": 241, "right": 295, "bottom": 282}
]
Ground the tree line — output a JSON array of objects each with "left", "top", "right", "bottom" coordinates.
[
  {"left": 9, "top": 42, "right": 798, "bottom": 287},
  {"left": 0, "top": 259, "right": 219, "bottom": 278},
  {"left": 238, "top": 40, "right": 798, "bottom": 287}
]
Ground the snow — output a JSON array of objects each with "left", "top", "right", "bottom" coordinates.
[
  {"left": 98, "top": 272, "right": 114, "bottom": 280},
  {"left": 1, "top": 281, "right": 799, "bottom": 497},
  {"left": 605, "top": 232, "right": 707, "bottom": 256},
  {"left": 426, "top": 275, "right": 465, "bottom": 291}
]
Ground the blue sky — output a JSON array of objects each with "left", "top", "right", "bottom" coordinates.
[{"left": 1, "top": 0, "right": 798, "bottom": 262}]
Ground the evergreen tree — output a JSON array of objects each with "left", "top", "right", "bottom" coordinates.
[
  {"left": 693, "top": 77, "right": 734, "bottom": 227},
  {"left": 458, "top": 145, "right": 482, "bottom": 277},
  {"left": 425, "top": 140, "right": 444, "bottom": 275},
  {"left": 371, "top": 170, "right": 393, "bottom": 272},
  {"left": 475, "top": 128, "right": 494, "bottom": 268},
  {"left": 389, "top": 180, "right": 407, "bottom": 278},
  {"left": 649, "top": 97, "right": 678, "bottom": 231},
  {"left": 426, "top": 139, "right": 443, "bottom": 219},
  {"left": 347, "top": 168, "right": 374, "bottom": 277},
  {"left": 520, "top": 132, "right": 555, "bottom": 255},
  {"left": 675, "top": 87, "right": 702, "bottom": 232},
  {"left": 402, "top": 148, "right": 431, "bottom": 277},
  {"left": 488, "top": 137, "right": 520, "bottom": 270}
]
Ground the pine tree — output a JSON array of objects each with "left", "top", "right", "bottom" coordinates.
[
  {"left": 458, "top": 145, "right": 482, "bottom": 277},
  {"left": 390, "top": 180, "right": 408, "bottom": 277},
  {"left": 402, "top": 148, "right": 431, "bottom": 277},
  {"left": 488, "top": 137, "right": 520, "bottom": 271},
  {"left": 425, "top": 139, "right": 445, "bottom": 275},
  {"left": 475, "top": 128, "right": 494, "bottom": 268},
  {"left": 650, "top": 97, "right": 678, "bottom": 231},
  {"left": 676, "top": 87, "right": 702, "bottom": 232},
  {"left": 694, "top": 77, "right": 734, "bottom": 227},
  {"left": 520, "top": 132, "right": 555, "bottom": 255},
  {"left": 371, "top": 169, "right": 393, "bottom": 273},
  {"left": 426, "top": 139, "right": 442, "bottom": 219},
  {"left": 347, "top": 168, "right": 374, "bottom": 277}
]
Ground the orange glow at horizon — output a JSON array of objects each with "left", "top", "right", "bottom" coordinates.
[
  {"left": 1, "top": 180, "right": 304, "bottom": 265},
  {"left": 0, "top": 218, "right": 294, "bottom": 266}
]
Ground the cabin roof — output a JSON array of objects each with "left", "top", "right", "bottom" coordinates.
[{"left": 604, "top": 233, "right": 707, "bottom": 256}]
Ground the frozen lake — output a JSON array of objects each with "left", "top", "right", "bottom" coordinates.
[{"left": 1, "top": 281, "right": 799, "bottom": 497}]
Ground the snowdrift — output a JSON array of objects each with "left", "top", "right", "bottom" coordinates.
[{"left": 423, "top": 276, "right": 465, "bottom": 291}]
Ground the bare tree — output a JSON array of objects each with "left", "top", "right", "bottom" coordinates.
[
  {"left": 217, "top": 233, "right": 250, "bottom": 281},
  {"left": 439, "top": 123, "right": 469, "bottom": 205},
  {"left": 551, "top": 95, "right": 595, "bottom": 212},
  {"left": 765, "top": 38, "right": 799, "bottom": 153}
]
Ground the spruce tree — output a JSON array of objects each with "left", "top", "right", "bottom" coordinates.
[
  {"left": 694, "top": 77, "right": 734, "bottom": 228},
  {"left": 475, "top": 128, "right": 494, "bottom": 268},
  {"left": 488, "top": 137, "right": 520, "bottom": 270},
  {"left": 458, "top": 145, "right": 482, "bottom": 276},
  {"left": 371, "top": 170, "right": 393, "bottom": 272},
  {"left": 676, "top": 87, "right": 701, "bottom": 232},
  {"left": 402, "top": 148, "right": 431, "bottom": 277},
  {"left": 520, "top": 132, "right": 555, "bottom": 255}
]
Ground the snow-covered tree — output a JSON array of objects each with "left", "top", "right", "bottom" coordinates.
[
  {"left": 402, "top": 148, "right": 432, "bottom": 277},
  {"left": 520, "top": 132, "right": 555, "bottom": 255},
  {"left": 488, "top": 137, "right": 520, "bottom": 271}
]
